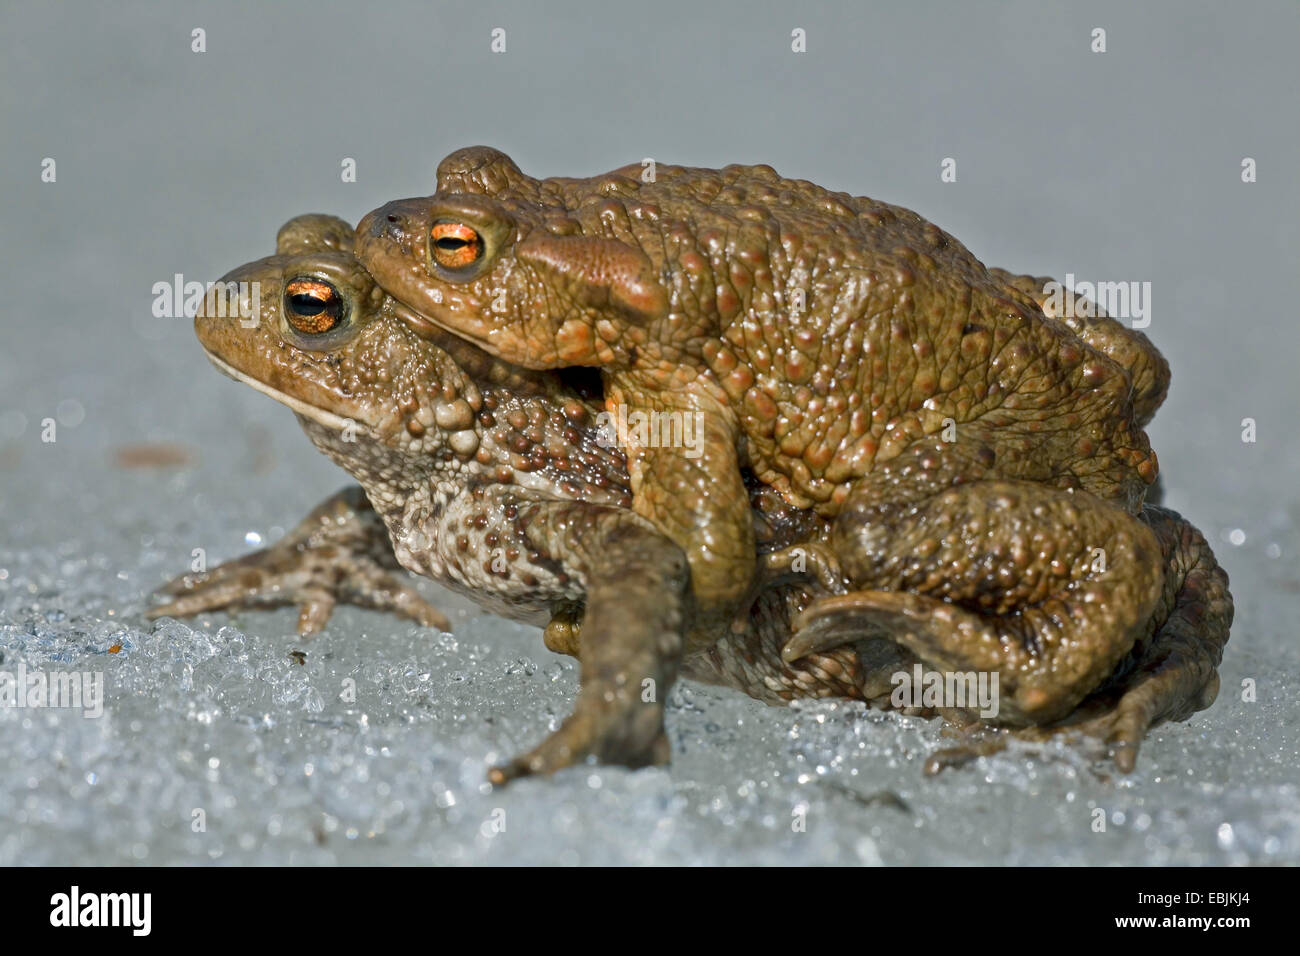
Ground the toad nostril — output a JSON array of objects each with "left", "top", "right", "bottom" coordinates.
[{"left": 368, "top": 211, "right": 404, "bottom": 241}]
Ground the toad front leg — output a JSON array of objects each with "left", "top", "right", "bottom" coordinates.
[
  {"left": 608, "top": 371, "right": 757, "bottom": 634},
  {"left": 483, "top": 496, "right": 692, "bottom": 783},
  {"left": 148, "top": 486, "right": 449, "bottom": 635}
]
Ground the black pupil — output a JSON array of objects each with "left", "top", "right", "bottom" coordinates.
[
  {"left": 289, "top": 292, "right": 340, "bottom": 318},
  {"left": 436, "top": 237, "right": 468, "bottom": 250}
]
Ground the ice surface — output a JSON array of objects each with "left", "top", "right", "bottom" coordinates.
[
  {"left": 0, "top": 446, "right": 1296, "bottom": 865},
  {"left": 2, "top": 1, "right": 1297, "bottom": 865}
]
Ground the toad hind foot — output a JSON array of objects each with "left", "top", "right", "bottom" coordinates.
[{"left": 147, "top": 486, "right": 450, "bottom": 636}]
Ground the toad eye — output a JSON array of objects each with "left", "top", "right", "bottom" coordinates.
[
  {"left": 430, "top": 222, "right": 483, "bottom": 271},
  {"left": 284, "top": 278, "right": 345, "bottom": 334}
]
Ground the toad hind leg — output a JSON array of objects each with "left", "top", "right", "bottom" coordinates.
[
  {"left": 925, "top": 506, "right": 1231, "bottom": 773},
  {"left": 1024, "top": 504, "right": 1233, "bottom": 770},
  {"left": 788, "top": 480, "right": 1166, "bottom": 725}
]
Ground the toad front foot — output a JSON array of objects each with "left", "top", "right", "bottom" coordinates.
[
  {"left": 488, "top": 702, "right": 670, "bottom": 784},
  {"left": 147, "top": 486, "right": 450, "bottom": 636}
]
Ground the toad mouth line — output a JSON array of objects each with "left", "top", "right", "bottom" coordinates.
[{"left": 201, "top": 350, "right": 356, "bottom": 433}]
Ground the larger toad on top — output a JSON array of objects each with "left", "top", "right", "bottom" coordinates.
[{"left": 356, "top": 147, "right": 1167, "bottom": 634}]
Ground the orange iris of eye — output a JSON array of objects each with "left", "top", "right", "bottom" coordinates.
[
  {"left": 430, "top": 222, "right": 483, "bottom": 270},
  {"left": 285, "top": 278, "right": 343, "bottom": 334}
]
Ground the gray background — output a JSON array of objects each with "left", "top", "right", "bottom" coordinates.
[{"left": 1, "top": 0, "right": 1296, "bottom": 865}]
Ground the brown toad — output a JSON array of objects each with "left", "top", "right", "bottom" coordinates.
[
  {"left": 355, "top": 147, "right": 1169, "bottom": 638},
  {"left": 153, "top": 214, "right": 1231, "bottom": 779}
]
